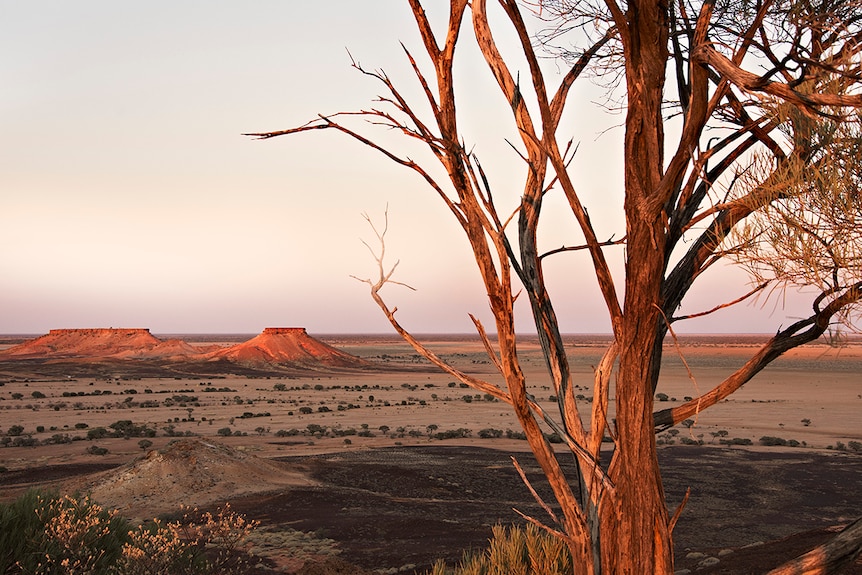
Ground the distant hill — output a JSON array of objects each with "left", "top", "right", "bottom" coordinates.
[
  {"left": 207, "top": 327, "right": 367, "bottom": 368},
  {"left": 0, "top": 327, "right": 367, "bottom": 375}
]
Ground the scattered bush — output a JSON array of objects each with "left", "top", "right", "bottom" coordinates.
[
  {"left": 428, "top": 523, "right": 571, "bottom": 575},
  {"left": 478, "top": 428, "right": 503, "bottom": 439},
  {"left": 217, "top": 427, "right": 233, "bottom": 437},
  {"left": 86, "top": 445, "right": 109, "bottom": 456},
  {"left": 719, "top": 437, "right": 753, "bottom": 446},
  {"left": 506, "top": 429, "right": 527, "bottom": 440},
  {"left": 759, "top": 436, "right": 788, "bottom": 446},
  {"left": 432, "top": 428, "right": 471, "bottom": 440}
]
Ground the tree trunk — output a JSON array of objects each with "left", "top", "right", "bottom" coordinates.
[{"left": 601, "top": 0, "right": 675, "bottom": 571}]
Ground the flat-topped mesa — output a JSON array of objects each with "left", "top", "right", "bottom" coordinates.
[
  {"left": 209, "top": 327, "right": 366, "bottom": 368},
  {"left": 1, "top": 328, "right": 162, "bottom": 358},
  {"left": 47, "top": 328, "right": 152, "bottom": 337},
  {"left": 262, "top": 327, "right": 307, "bottom": 336}
]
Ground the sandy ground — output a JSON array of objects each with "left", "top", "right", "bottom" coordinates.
[{"left": 1, "top": 334, "right": 859, "bottom": 469}]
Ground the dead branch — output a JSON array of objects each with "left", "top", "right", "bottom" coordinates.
[
  {"left": 670, "top": 281, "right": 768, "bottom": 321},
  {"left": 512, "top": 455, "right": 560, "bottom": 525},
  {"left": 765, "top": 516, "right": 862, "bottom": 575}
]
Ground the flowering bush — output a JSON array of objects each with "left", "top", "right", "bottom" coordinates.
[{"left": 0, "top": 490, "right": 258, "bottom": 575}]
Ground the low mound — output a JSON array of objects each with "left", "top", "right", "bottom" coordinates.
[
  {"left": 208, "top": 328, "right": 368, "bottom": 368},
  {"left": 83, "top": 439, "right": 316, "bottom": 521},
  {"left": 0, "top": 328, "right": 161, "bottom": 358}
]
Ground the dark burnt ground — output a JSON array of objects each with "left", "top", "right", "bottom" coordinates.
[
  {"left": 3, "top": 445, "right": 861, "bottom": 574},
  {"left": 227, "top": 445, "right": 862, "bottom": 574}
]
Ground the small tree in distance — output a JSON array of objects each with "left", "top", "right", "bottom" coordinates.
[{"left": 249, "top": 1, "right": 862, "bottom": 573}]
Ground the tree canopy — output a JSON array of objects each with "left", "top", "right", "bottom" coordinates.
[{"left": 250, "top": 0, "right": 862, "bottom": 572}]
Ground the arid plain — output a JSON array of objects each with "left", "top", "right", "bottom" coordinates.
[{"left": 1, "top": 331, "right": 861, "bottom": 574}]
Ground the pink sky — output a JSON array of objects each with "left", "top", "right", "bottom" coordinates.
[{"left": 1, "top": 2, "right": 816, "bottom": 334}]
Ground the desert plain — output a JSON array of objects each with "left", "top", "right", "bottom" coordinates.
[{"left": 1, "top": 331, "right": 861, "bottom": 574}]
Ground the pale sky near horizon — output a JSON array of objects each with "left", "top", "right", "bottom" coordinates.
[{"left": 1, "top": 2, "right": 816, "bottom": 335}]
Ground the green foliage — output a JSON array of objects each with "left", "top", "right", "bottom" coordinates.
[
  {"left": 427, "top": 523, "right": 572, "bottom": 575},
  {"left": 0, "top": 489, "right": 130, "bottom": 574},
  {"left": 0, "top": 490, "right": 258, "bottom": 575}
]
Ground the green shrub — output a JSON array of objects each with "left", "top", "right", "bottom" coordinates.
[
  {"left": 428, "top": 523, "right": 572, "bottom": 575},
  {"left": 217, "top": 427, "right": 232, "bottom": 437},
  {"left": 0, "top": 490, "right": 129, "bottom": 574},
  {"left": 0, "top": 490, "right": 257, "bottom": 575},
  {"left": 759, "top": 436, "right": 788, "bottom": 446}
]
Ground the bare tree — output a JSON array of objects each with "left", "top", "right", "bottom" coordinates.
[{"left": 249, "top": 0, "right": 862, "bottom": 572}]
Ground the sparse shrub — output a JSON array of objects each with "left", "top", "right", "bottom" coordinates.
[
  {"left": 217, "top": 427, "right": 233, "bottom": 437},
  {"left": 87, "top": 427, "right": 109, "bottom": 440},
  {"left": 719, "top": 437, "right": 753, "bottom": 446},
  {"left": 478, "top": 428, "right": 503, "bottom": 439},
  {"left": 506, "top": 429, "right": 527, "bottom": 440},
  {"left": 545, "top": 432, "right": 563, "bottom": 443},
  {"left": 36, "top": 426, "right": 45, "bottom": 433},
  {"left": 299, "top": 406, "right": 313, "bottom": 415},
  {"left": 801, "top": 418, "right": 812, "bottom": 426},
  {"left": 656, "top": 393, "right": 669, "bottom": 402},
  {"left": 138, "top": 439, "right": 153, "bottom": 451},
  {"left": 47, "top": 434, "right": 73, "bottom": 445},
  {"left": 31, "top": 391, "right": 46, "bottom": 399},
  {"left": 759, "top": 436, "right": 788, "bottom": 446},
  {"left": 6, "top": 425, "right": 24, "bottom": 437},
  {"left": 75, "top": 422, "right": 89, "bottom": 429},
  {"left": 428, "top": 523, "right": 572, "bottom": 575},
  {"left": 432, "top": 428, "right": 471, "bottom": 440},
  {"left": 0, "top": 490, "right": 258, "bottom": 575},
  {"left": 86, "top": 445, "right": 109, "bottom": 456},
  {"left": 849, "top": 441, "right": 862, "bottom": 452}
]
